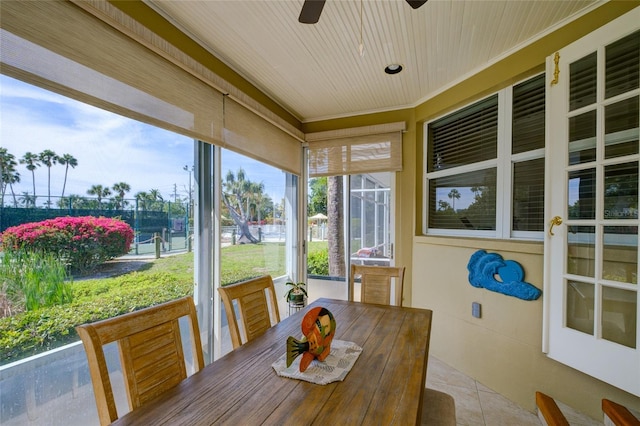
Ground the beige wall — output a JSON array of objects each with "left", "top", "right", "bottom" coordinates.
[
  {"left": 412, "top": 237, "right": 640, "bottom": 419},
  {"left": 409, "top": 2, "right": 640, "bottom": 420}
]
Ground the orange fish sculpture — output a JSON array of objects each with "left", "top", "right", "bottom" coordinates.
[{"left": 286, "top": 307, "right": 336, "bottom": 372}]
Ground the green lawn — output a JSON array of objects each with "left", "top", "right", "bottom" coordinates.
[{"left": 0, "top": 241, "right": 330, "bottom": 364}]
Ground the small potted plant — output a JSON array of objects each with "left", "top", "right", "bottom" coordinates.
[{"left": 284, "top": 281, "right": 307, "bottom": 305}]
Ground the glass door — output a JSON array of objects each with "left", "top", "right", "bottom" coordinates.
[
  {"left": 306, "top": 173, "right": 395, "bottom": 303},
  {"left": 545, "top": 11, "right": 639, "bottom": 396}
]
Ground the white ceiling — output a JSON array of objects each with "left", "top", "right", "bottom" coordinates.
[{"left": 148, "top": 0, "right": 599, "bottom": 123}]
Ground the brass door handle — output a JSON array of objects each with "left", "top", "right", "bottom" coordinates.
[{"left": 549, "top": 216, "right": 563, "bottom": 236}]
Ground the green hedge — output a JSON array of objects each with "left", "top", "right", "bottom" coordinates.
[
  {"left": 0, "top": 271, "right": 191, "bottom": 365},
  {"left": 307, "top": 248, "right": 329, "bottom": 276}
]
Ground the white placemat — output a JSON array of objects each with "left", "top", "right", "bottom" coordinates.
[{"left": 272, "top": 339, "right": 363, "bottom": 385}]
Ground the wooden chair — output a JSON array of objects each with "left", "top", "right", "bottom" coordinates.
[
  {"left": 218, "top": 275, "right": 281, "bottom": 349},
  {"left": 602, "top": 398, "right": 640, "bottom": 426},
  {"left": 350, "top": 264, "right": 406, "bottom": 306},
  {"left": 421, "top": 388, "right": 457, "bottom": 425},
  {"left": 76, "top": 296, "right": 204, "bottom": 426},
  {"left": 535, "top": 391, "right": 569, "bottom": 426}
]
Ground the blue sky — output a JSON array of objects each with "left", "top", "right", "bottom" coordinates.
[{"left": 0, "top": 74, "right": 285, "bottom": 204}]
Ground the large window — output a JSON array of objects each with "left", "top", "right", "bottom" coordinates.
[
  {"left": 424, "top": 74, "right": 545, "bottom": 239},
  {"left": 0, "top": 77, "right": 301, "bottom": 425},
  {"left": 0, "top": 0, "right": 303, "bottom": 420}
]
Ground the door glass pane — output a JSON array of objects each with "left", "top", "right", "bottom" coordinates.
[
  {"left": 605, "top": 30, "right": 640, "bottom": 99},
  {"left": 513, "top": 158, "right": 544, "bottom": 231},
  {"left": 569, "top": 52, "right": 597, "bottom": 111},
  {"left": 604, "top": 162, "right": 638, "bottom": 220},
  {"left": 605, "top": 97, "right": 639, "bottom": 159},
  {"left": 602, "top": 286, "right": 637, "bottom": 348},
  {"left": 567, "top": 226, "right": 595, "bottom": 277},
  {"left": 568, "top": 110, "right": 596, "bottom": 165},
  {"left": 568, "top": 169, "right": 596, "bottom": 220},
  {"left": 428, "top": 168, "right": 497, "bottom": 230},
  {"left": 351, "top": 173, "right": 391, "bottom": 264},
  {"left": 603, "top": 226, "right": 638, "bottom": 285},
  {"left": 566, "top": 280, "right": 594, "bottom": 335},
  {"left": 350, "top": 173, "right": 392, "bottom": 302},
  {"left": 307, "top": 176, "right": 348, "bottom": 302}
]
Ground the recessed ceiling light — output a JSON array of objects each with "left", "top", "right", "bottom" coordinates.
[{"left": 385, "top": 64, "right": 403, "bottom": 75}]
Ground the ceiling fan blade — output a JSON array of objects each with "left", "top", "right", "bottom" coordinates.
[
  {"left": 405, "top": 0, "right": 428, "bottom": 9},
  {"left": 299, "top": 0, "right": 326, "bottom": 24}
]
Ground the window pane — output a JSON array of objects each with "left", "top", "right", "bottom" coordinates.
[
  {"left": 568, "top": 110, "right": 597, "bottom": 165},
  {"left": 603, "top": 226, "right": 638, "bottom": 284},
  {"left": 0, "top": 75, "right": 198, "bottom": 423},
  {"left": 568, "top": 169, "right": 596, "bottom": 220},
  {"left": 566, "top": 281, "right": 594, "bottom": 335},
  {"left": 513, "top": 158, "right": 544, "bottom": 231},
  {"left": 567, "top": 226, "right": 595, "bottom": 277},
  {"left": 512, "top": 74, "right": 545, "bottom": 154},
  {"left": 605, "top": 30, "right": 640, "bottom": 99},
  {"left": 570, "top": 52, "right": 597, "bottom": 111},
  {"left": 602, "top": 286, "right": 637, "bottom": 348},
  {"left": 221, "top": 149, "right": 289, "bottom": 285},
  {"left": 605, "top": 96, "right": 639, "bottom": 159},
  {"left": 428, "top": 168, "right": 497, "bottom": 230},
  {"left": 604, "top": 162, "right": 638, "bottom": 220},
  {"left": 428, "top": 95, "right": 498, "bottom": 172}
]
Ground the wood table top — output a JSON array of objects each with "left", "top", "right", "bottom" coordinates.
[{"left": 112, "top": 298, "right": 433, "bottom": 425}]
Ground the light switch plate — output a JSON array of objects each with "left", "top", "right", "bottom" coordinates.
[{"left": 472, "top": 302, "right": 481, "bottom": 318}]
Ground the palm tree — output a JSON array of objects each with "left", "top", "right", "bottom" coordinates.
[
  {"left": 20, "top": 152, "right": 40, "bottom": 201},
  {"left": 448, "top": 188, "right": 461, "bottom": 211},
  {"left": 87, "top": 184, "right": 112, "bottom": 210},
  {"left": 58, "top": 153, "right": 78, "bottom": 198},
  {"left": 222, "top": 168, "right": 263, "bottom": 244},
  {"left": 0, "top": 148, "right": 20, "bottom": 208},
  {"left": 19, "top": 192, "right": 36, "bottom": 207},
  {"left": 112, "top": 182, "right": 131, "bottom": 209},
  {"left": 135, "top": 191, "right": 148, "bottom": 210},
  {"left": 327, "top": 176, "right": 345, "bottom": 277},
  {"left": 38, "top": 149, "right": 58, "bottom": 207}
]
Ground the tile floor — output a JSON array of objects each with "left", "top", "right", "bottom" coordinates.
[{"left": 425, "top": 356, "right": 602, "bottom": 426}]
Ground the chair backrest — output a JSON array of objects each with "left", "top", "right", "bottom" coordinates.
[
  {"left": 350, "top": 264, "right": 406, "bottom": 307},
  {"left": 76, "top": 296, "right": 204, "bottom": 426},
  {"left": 218, "top": 275, "right": 281, "bottom": 349}
]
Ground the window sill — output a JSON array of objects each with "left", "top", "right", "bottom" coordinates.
[{"left": 414, "top": 234, "right": 543, "bottom": 255}]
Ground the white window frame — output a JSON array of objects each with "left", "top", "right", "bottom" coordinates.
[{"left": 423, "top": 73, "right": 545, "bottom": 240}]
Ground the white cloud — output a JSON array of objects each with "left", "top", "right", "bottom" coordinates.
[{"left": 1, "top": 75, "right": 287, "bottom": 205}]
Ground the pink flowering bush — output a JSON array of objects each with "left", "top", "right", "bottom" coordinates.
[{"left": 0, "top": 216, "right": 134, "bottom": 273}]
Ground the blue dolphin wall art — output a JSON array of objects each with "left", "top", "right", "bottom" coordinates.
[{"left": 467, "top": 250, "right": 542, "bottom": 301}]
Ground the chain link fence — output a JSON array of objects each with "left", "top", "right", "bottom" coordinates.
[{"left": 0, "top": 195, "right": 191, "bottom": 256}]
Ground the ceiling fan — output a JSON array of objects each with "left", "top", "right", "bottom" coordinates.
[{"left": 299, "top": 0, "right": 428, "bottom": 24}]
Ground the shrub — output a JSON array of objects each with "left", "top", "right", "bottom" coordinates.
[
  {"left": 0, "top": 216, "right": 134, "bottom": 273},
  {"left": 0, "top": 271, "right": 192, "bottom": 364},
  {"left": 0, "top": 250, "right": 72, "bottom": 316},
  {"left": 307, "top": 248, "right": 329, "bottom": 276}
]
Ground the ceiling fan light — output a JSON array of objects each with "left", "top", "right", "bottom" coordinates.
[{"left": 385, "top": 64, "right": 403, "bottom": 75}]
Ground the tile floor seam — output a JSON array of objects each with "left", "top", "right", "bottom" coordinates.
[{"left": 475, "top": 380, "right": 488, "bottom": 426}]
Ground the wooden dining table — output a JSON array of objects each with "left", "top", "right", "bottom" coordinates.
[{"left": 112, "top": 298, "right": 433, "bottom": 425}]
